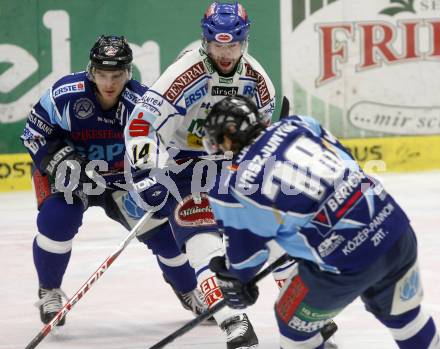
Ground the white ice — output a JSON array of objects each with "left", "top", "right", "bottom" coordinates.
[{"left": 1, "top": 171, "right": 439, "bottom": 349}]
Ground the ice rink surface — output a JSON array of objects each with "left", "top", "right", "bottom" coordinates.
[{"left": 1, "top": 171, "right": 439, "bottom": 349}]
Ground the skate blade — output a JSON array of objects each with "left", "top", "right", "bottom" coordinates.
[{"left": 324, "top": 335, "right": 338, "bottom": 348}]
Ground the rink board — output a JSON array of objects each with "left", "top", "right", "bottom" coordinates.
[
  {"left": 0, "top": 153, "right": 33, "bottom": 192},
  {"left": 341, "top": 135, "right": 440, "bottom": 173},
  {"left": 1, "top": 135, "right": 439, "bottom": 192}
]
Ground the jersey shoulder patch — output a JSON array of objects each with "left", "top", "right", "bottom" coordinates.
[
  {"left": 51, "top": 72, "right": 87, "bottom": 99},
  {"left": 241, "top": 54, "right": 275, "bottom": 108},
  {"left": 152, "top": 49, "right": 207, "bottom": 104},
  {"left": 122, "top": 80, "right": 148, "bottom": 105}
]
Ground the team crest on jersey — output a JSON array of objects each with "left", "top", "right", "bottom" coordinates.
[
  {"left": 73, "top": 98, "right": 95, "bottom": 119},
  {"left": 174, "top": 194, "right": 216, "bottom": 227}
]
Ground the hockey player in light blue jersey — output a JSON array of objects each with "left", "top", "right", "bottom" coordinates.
[
  {"left": 203, "top": 95, "right": 440, "bottom": 349},
  {"left": 21, "top": 35, "right": 205, "bottom": 327}
]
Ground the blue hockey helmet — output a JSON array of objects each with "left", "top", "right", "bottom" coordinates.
[{"left": 201, "top": 2, "right": 251, "bottom": 43}]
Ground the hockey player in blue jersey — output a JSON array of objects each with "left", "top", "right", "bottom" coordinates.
[
  {"left": 203, "top": 95, "right": 440, "bottom": 349},
  {"left": 20, "top": 35, "right": 206, "bottom": 326}
]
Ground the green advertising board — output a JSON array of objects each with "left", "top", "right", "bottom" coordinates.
[
  {"left": 1, "top": 0, "right": 440, "bottom": 173},
  {"left": 0, "top": 0, "right": 281, "bottom": 153}
]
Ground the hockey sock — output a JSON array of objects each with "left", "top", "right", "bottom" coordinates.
[
  {"left": 33, "top": 238, "right": 71, "bottom": 289},
  {"left": 380, "top": 306, "right": 440, "bottom": 349},
  {"left": 280, "top": 331, "right": 325, "bottom": 349},
  {"left": 273, "top": 259, "right": 298, "bottom": 289},
  {"left": 156, "top": 255, "right": 197, "bottom": 294},
  {"left": 266, "top": 240, "right": 297, "bottom": 289},
  {"left": 186, "top": 232, "right": 243, "bottom": 325},
  {"left": 142, "top": 222, "right": 198, "bottom": 293}
]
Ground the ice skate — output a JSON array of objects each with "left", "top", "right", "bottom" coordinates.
[
  {"left": 35, "top": 287, "right": 67, "bottom": 326},
  {"left": 220, "top": 314, "right": 258, "bottom": 349},
  {"left": 173, "top": 286, "right": 208, "bottom": 317},
  {"left": 325, "top": 335, "right": 338, "bottom": 348}
]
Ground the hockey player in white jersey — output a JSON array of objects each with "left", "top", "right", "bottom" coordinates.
[{"left": 124, "top": 2, "right": 276, "bottom": 348}]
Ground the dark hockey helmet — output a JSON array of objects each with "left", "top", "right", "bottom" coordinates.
[
  {"left": 89, "top": 35, "right": 133, "bottom": 71},
  {"left": 203, "top": 95, "right": 265, "bottom": 155}
]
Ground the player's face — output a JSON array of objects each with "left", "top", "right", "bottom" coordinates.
[
  {"left": 93, "top": 68, "right": 128, "bottom": 108},
  {"left": 207, "top": 41, "right": 243, "bottom": 74},
  {"left": 219, "top": 136, "right": 233, "bottom": 153}
]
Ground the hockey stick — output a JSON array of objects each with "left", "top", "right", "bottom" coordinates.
[
  {"left": 24, "top": 210, "right": 155, "bottom": 349},
  {"left": 279, "top": 96, "right": 291, "bottom": 120},
  {"left": 148, "top": 253, "right": 293, "bottom": 349},
  {"left": 94, "top": 152, "right": 234, "bottom": 191}
]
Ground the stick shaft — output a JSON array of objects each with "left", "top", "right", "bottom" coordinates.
[
  {"left": 149, "top": 254, "right": 292, "bottom": 349},
  {"left": 24, "top": 211, "right": 154, "bottom": 349}
]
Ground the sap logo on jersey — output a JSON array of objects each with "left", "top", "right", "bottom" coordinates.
[
  {"left": 75, "top": 144, "right": 125, "bottom": 162},
  {"left": 211, "top": 86, "right": 238, "bottom": 96},
  {"left": 53, "top": 81, "right": 85, "bottom": 98},
  {"left": 185, "top": 84, "right": 208, "bottom": 108}
]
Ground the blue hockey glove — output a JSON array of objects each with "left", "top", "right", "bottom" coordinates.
[
  {"left": 209, "top": 256, "right": 259, "bottom": 309},
  {"left": 131, "top": 170, "right": 171, "bottom": 218}
]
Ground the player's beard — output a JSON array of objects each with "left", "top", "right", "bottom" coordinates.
[{"left": 209, "top": 55, "right": 242, "bottom": 76}]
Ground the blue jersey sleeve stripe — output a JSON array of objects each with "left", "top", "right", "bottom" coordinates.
[
  {"left": 40, "top": 89, "right": 71, "bottom": 131},
  {"left": 296, "top": 115, "right": 323, "bottom": 137},
  {"left": 230, "top": 249, "right": 269, "bottom": 270},
  {"left": 333, "top": 146, "right": 360, "bottom": 172},
  {"left": 60, "top": 102, "right": 72, "bottom": 131},
  {"left": 209, "top": 189, "right": 282, "bottom": 237},
  {"left": 39, "top": 90, "right": 57, "bottom": 125}
]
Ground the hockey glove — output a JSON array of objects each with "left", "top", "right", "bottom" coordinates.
[
  {"left": 209, "top": 256, "right": 259, "bottom": 309},
  {"left": 41, "top": 141, "right": 91, "bottom": 184},
  {"left": 131, "top": 170, "right": 171, "bottom": 218}
]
